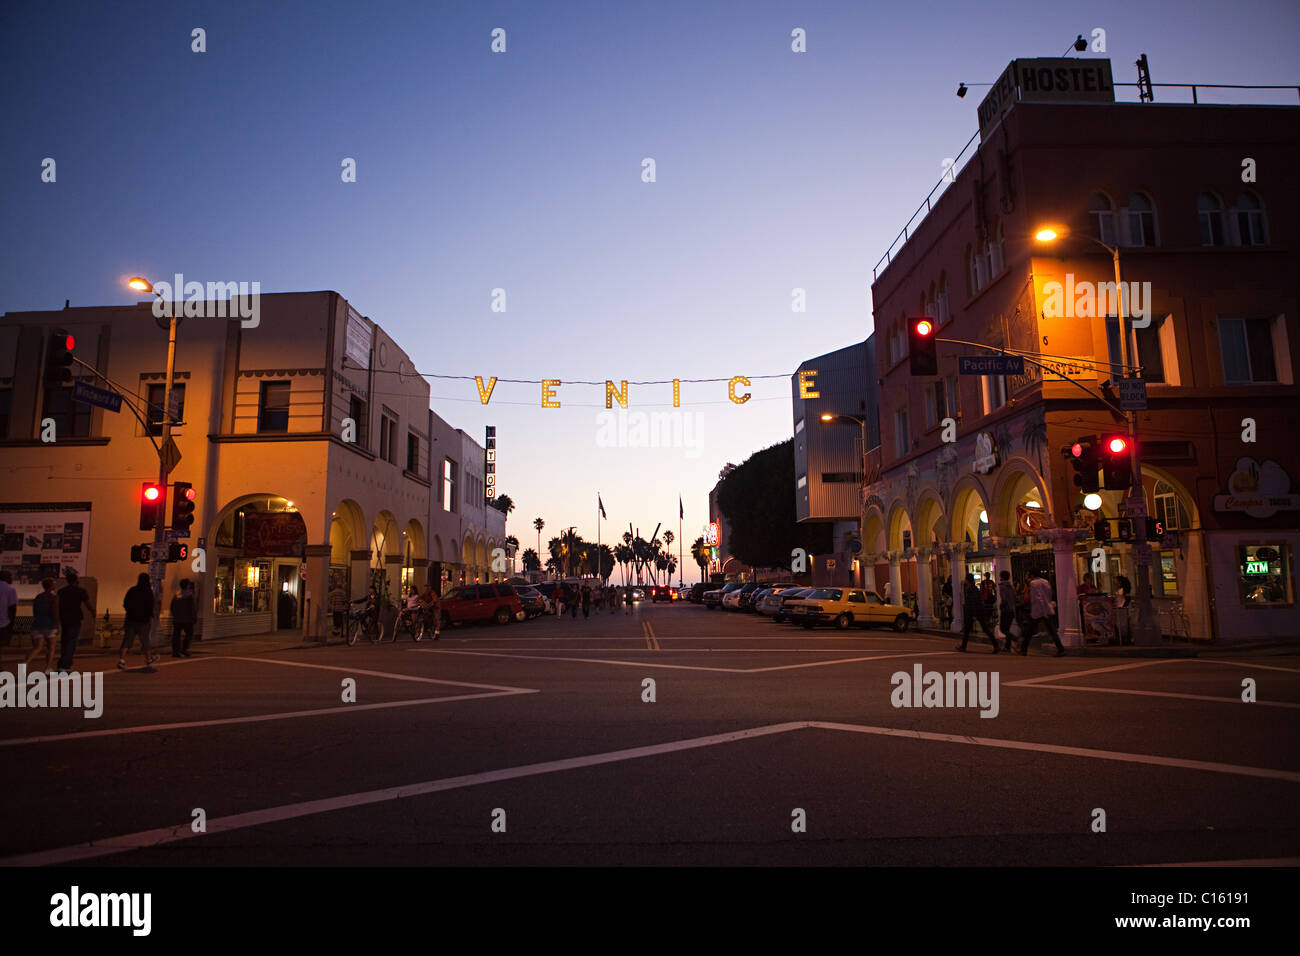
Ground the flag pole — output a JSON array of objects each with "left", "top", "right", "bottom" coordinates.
[{"left": 597, "top": 492, "right": 601, "bottom": 584}]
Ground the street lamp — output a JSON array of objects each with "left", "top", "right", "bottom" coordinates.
[
  {"left": 127, "top": 276, "right": 180, "bottom": 669},
  {"left": 1033, "top": 228, "right": 1160, "bottom": 645}
]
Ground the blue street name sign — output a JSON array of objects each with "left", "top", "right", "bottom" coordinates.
[
  {"left": 959, "top": 355, "right": 1025, "bottom": 375},
  {"left": 72, "top": 380, "right": 123, "bottom": 412}
]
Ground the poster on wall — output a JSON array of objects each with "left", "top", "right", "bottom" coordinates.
[
  {"left": 0, "top": 504, "right": 92, "bottom": 599},
  {"left": 243, "top": 512, "right": 308, "bottom": 558}
]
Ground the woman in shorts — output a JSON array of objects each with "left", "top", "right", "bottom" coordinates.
[{"left": 25, "top": 577, "right": 59, "bottom": 671}]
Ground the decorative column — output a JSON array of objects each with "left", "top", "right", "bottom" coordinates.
[
  {"left": 989, "top": 535, "right": 1013, "bottom": 640},
  {"left": 947, "top": 542, "right": 971, "bottom": 633},
  {"left": 913, "top": 546, "right": 936, "bottom": 627},
  {"left": 349, "top": 549, "right": 371, "bottom": 601},
  {"left": 887, "top": 551, "right": 903, "bottom": 608},
  {"left": 1043, "top": 528, "right": 1084, "bottom": 648},
  {"left": 862, "top": 554, "right": 878, "bottom": 596},
  {"left": 302, "top": 544, "right": 332, "bottom": 641}
]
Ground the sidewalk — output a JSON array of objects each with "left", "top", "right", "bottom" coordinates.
[
  {"left": 911, "top": 625, "right": 1200, "bottom": 657},
  {"left": 0, "top": 629, "right": 319, "bottom": 670}
]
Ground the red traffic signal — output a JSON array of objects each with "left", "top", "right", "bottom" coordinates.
[
  {"left": 1070, "top": 441, "right": 1084, "bottom": 459},
  {"left": 1106, "top": 436, "right": 1128, "bottom": 455},
  {"left": 140, "top": 482, "right": 163, "bottom": 531},
  {"left": 1101, "top": 434, "right": 1134, "bottom": 489},
  {"left": 1067, "top": 435, "right": 1101, "bottom": 493},
  {"left": 908, "top": 317, "right": 939, "bottom": 376},
  {"left": 172, "top": 480, "right": 196, "bottom": 531},
  {"left": 44, "top": 331, "right": 75, "bottom": 388}
]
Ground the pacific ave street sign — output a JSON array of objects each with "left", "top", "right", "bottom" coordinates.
[
  {"left": 72, "top": 380, "right": 122, "bottom": 412},
  {"left": 958, "top": 355, "right": 1025, "bottom": 375}
]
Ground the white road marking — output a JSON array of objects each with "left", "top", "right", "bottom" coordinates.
[
  {"left": 1015, "top": 683, "right": 1300, "bottom": 708},
  {"left": 804, "top": 721, "right": 1300, "bottom": 782},
  {"left": 0, "top": 656, "right": 539, "bottom": 748},
  {"left": 411, "top": 647, "right": 950, "bottom": 674},
  {"left": 0, "top": 691, "right": 532, "bottom": 748},
  {"left": 1004, "top": 659, "right": 1174, "bottom": 687},
  {"left": 8, "top": 718, "right": 1297, "bottom": 866},
  {"left": 0, "top": 722, "right": 811, "bottom": 866},
  {"left": 1138, "top": 857, "right": 1300, "bottom": 867}
]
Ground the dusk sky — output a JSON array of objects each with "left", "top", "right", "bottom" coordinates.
[{"left": 4, "top": 0, "right": 1297, "bottom": 561}]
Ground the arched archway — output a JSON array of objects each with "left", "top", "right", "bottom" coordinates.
[
  {"left": 402, "top": 519, "right": 426, "bottom": 593},
  {"left": 209, "top": 493, "right": 311, "bottom": 637},
  {"left": 991, "top": 458, "right": 1050, "bottom": 537},
  {"left": 372, "top": 510, "right": 400, "bottom": 601},
  {"left": 329, "top": 498, "right": 366, "bottom": 601}
]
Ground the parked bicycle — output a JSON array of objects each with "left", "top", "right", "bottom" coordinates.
[
  {"left": 1159, "top": 600, "right": 1190, "bottom": 640},
  {"left": 346, "top": 598, "right": 384, "bottom": 645}
]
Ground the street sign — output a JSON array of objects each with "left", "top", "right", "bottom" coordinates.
[
  {"left": 165, "top": 527, "right": 191, "bottom": 541},
  {"left": 1118, "top": 378, "right": 1148, "bottom": 411},
  {"left": 959, "top": 355, "right": 1025, "bottom": 375},
  {"left": 159, "top": 437, "right": 182, "bottom": 474},
  {"left": 72, "top": 380, "right": 122, "bottom": 413}
]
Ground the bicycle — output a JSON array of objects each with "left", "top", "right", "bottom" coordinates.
[
  {"left": 1159, "top": 600, "right": 1190, "bottom": 640},
  {"left": 346, "top": 603, "right": 385, "bottom": 645},
  {"left": 391, "top": 605, "right": 429, "bottom": 642}
]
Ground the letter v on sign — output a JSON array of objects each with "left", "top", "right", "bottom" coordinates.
[{"left": 475, "top": 376, "right": 498, "bottom": 405}]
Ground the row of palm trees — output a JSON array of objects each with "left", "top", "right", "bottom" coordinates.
[{"left": 522, "top": 518, "right": 713, "bottom": 585}]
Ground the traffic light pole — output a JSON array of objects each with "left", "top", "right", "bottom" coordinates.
[
  {"left": 146, "top": 307, "right": 179, "bottom": 664},
  {"left": 1111, "top": 248, "right": 1161, "bottom": 646}
]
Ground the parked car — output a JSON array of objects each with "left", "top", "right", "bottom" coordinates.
[
  {"left": 513, "top": 585, "right": 549, "bottom": 619},
  {"left": 770, "top": 587, "right": 813, "bottom": 622},
  {"left": 784, "top": 587, "right": 915, "bottom": 631},
  {"left": 754, "top": 585, "right": 801, "bottom": 616},
  {"left": 687, "top": 583, "right": 708, "bottom": 603},
  {"left": 439, "top": 583, "right": 525, "bottom": 627},
  {"left": 703, "top": 582, "right": 741, "bottom": 609}
]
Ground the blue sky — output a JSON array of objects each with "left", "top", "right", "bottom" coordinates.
[{"left": 3, "top": 0, "right": 1297, "bottom": 561}]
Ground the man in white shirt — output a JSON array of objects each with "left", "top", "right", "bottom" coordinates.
[
  {"left": 0, "top": 570, "right": 18, "bottom": 666},
  {"left": 1025, "top": 569, "right": 1065, "bottom": 656}
]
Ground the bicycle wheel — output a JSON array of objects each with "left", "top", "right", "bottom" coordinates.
[
  {"left": 368, "top": 617, "right": 383, "bottom": 644},
  {"left": 346, "top": 618, "right": 360, "bottom": 646}
]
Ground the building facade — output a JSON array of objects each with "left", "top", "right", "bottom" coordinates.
[
  {"left": 1, "top": 291, "right": 509, "bottom": 640},
  {"left": 864, "top": 75, "right": 1300, "bottom": 644},
  {"left": 792, "top": 338, "right": 878, "bottom": 586}
]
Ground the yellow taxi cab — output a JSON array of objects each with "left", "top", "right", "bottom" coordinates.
[{"left": 784, "top": 587, "right": 915, "bottom": 631}]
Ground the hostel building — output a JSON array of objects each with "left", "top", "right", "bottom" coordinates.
[
  {"left": 864, "top": 60, "right": 1300, "bottom": 643},
  {"left": 1, "top": 291, "right": 507, "bottom": 640}
]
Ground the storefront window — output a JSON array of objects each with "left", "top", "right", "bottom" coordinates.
[
  {"left": 214, "top": 556, "right": 271, "bottom": 614},
  {"left": 1155, "top": 551, "right": 1179, "bottom": 596},
  {"left": 1239, "top": 545, "right": 1291, "bottom": 605}
]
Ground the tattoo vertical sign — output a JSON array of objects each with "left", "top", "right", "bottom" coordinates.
[{"left": 485, "top": 426, "right": 496, "bottom": 502}]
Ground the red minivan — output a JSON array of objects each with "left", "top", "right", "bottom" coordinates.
[{"left": 440, "top": 583, "right": 525, "bottom": 628}]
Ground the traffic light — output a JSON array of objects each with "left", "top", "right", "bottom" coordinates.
[
  {"left": 908, "top": 318, "right": 938, "bottom": 376},
  {"left": 140, "top": 482, "right": 162, "bottom": 531},
  {"left": 1117, "top": 519, "right": 1133, "bottom": 541},
  {"left": 1146, "top": 517, "right": 1161, "bottom": 541},
  {"left": 130, "top": 543, "right": 152, "bottom": 564},
  {"left": 1068, "top": 436, "right": 1101, "bottom": 494},
  {"left": 1093, "top": 517, "right": 1111, "bottom": 543},
  {"left": 167, "top": 542, "right": 189, "bottom": 562},
  {"left": 1101, "top": 434, "right": 1133, "bottom": 490},
  {"left": 43, "top": 331, "right": 75, "bottom": 388},
  {"left": 172, "top": 481, "right": 196, "bottom": 531}
]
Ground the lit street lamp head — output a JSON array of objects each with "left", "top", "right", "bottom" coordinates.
[
  {"left": 127, "top": 276, "right": 153, "bottom": 292},
  {"left": 1034, "top": 228, "right": 1060, "bottom": 243}
]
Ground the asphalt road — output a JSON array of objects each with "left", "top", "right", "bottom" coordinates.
[{"left": 3, "top": 601, "right": 1298, "bottom": 866}]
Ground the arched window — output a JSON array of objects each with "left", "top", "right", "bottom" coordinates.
[
  {"left": 966, "top": 244, "right": 980, "bottom": 296},
  {"left": 1124, "top": 193, "right": 1158, "bottom": 247},
  {"left": 1089, "top": 192, "right": 1116, "bottom": 246},
  {"left": 1197, "top": 192, "right": 1225, "bottom": 246},
  {"left": 986, "top": 219, "right": 1005, "bottom": 276},
  {"left": 1153, "top": 480, "right": 1191, "bottom": 531},
  {"left": 1235, "top": 191, "right": 1268, "bottom": 246},
  {"left": 924, "top": 282, "right": 936, "bottom": 319},
  {"left": 936, "top": 272, "right": 950, "bottom": 325}
]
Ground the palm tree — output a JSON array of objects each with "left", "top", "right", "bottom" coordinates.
[
  {"left": 559, "top": 528, "right": 583, "bottom": 578},
  {"left": 504, "top": 534, "right": 519, "bottom": 573},
  {"left": 533, "top": 518, "right": 544, "bottom": 562},
  {"left": 598, "top": 544, "right": 615, "bottom": 582},
  {"left": 522, "top": 548, "right": 541, "bottom": 572},
  {"left": 491, "top": 493, "right": 515, "bottom": 517},
  {"left": 614, "top": 543, "right": 634, "bottom": 585},
  {"left": 690, "top": 536, "right": 709, "bottom": 583}
]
